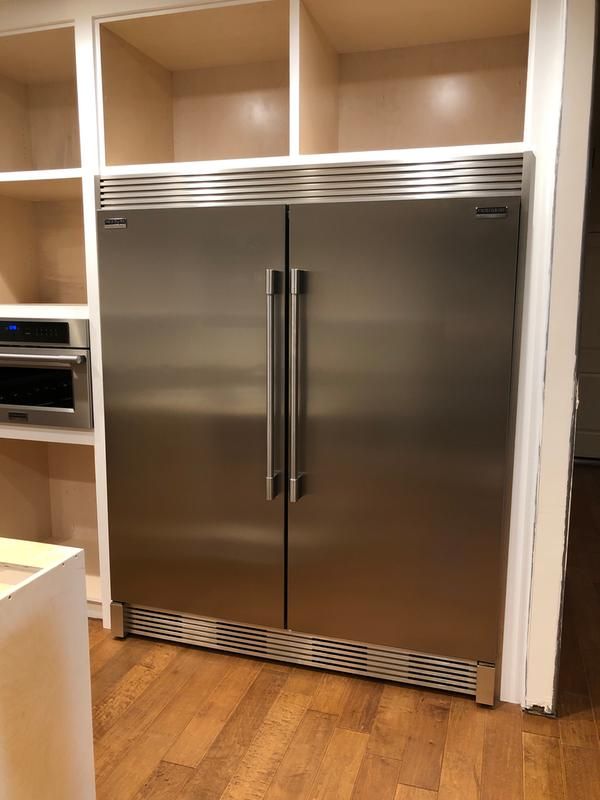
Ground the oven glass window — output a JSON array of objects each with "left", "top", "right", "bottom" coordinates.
[{"left": 0, "top": 367, "right": 74, "bottom": 409}]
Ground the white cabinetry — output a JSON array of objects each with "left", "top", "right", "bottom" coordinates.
[
  {"left": 0, "top": 538, "right": 95, "bottom": 800},
  {"left": 0, "top": 0, "right": 575, "bottom": 711}
]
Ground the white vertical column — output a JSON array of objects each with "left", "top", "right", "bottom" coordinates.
[
  {"left": 75, "top": 13, "right": 112, "bottom": 627},
  {"left": 500, "top": 0, "right": 568, "bottom": 706}
]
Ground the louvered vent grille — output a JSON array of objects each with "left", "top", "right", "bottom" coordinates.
[
  {"left": 124, "top": 605, "right": 478, "bottom": 696},
  {"left": 98, "top": 155, "right": 524, "bottom": 209}
]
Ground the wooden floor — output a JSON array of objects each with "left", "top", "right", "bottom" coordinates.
[{"left": 90, "top": 465, "right": 600, "bottom": 800}]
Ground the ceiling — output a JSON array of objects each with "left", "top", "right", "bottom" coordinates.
[
  {"left": 302, "top": 0, "right": 530, "bottom": 53},
  {"left": 0, "top": 26, "right": 76, "bottom": 84},
  {"left": 104, "top": 0, "right": 289, "bottom": 72}
]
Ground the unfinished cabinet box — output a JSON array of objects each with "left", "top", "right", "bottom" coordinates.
[
  {"left": 100, "top": 0, "right": 290, "bottom": 166},
  {"left": 0, "top": 440, "right": 99, "bottom": 603},
  {"left": 0, "top": 26, "right": 80, "bottom": 172},
  {"left": 299, "top": 0, "right": 530, "bottom": 155},
  {"left": 0, "top": 178, "right": 86, "bottom": 305}
]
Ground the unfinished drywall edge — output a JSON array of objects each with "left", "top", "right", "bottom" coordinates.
[
  {"left": 499, "top": 0, "right": 567, "bottom": 706},
  {"left": 524, "top": 0, "right": 595, "bottom": 714}
]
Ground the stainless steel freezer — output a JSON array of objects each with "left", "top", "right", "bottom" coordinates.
[
  {"left": 97, "top": 155, "right": 528, "bottom": 704},
  {"left": 287, "top": 198, "right": 519, "bottom": 664},
  {"left": 98, "top": 205, "right": 286, "bottom": 628}
]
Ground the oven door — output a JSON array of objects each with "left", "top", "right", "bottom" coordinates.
[{"left": 0, "top": 347, "right": 92, "bottom": 428}]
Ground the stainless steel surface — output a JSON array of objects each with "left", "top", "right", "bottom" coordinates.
[
  {"left": 98, "top": 205, "right": 286, "bottom": 628},
  {"left": 476, "top": 662, "right": 497, "bottom": 706},
  {"left": 124, "top": 604, "right": 478, "bottom": 696},
  {"left": 289, "top": 268, "right": 303, "bottom": 503},
  {"left": 61, "top": 319, "right": 90, "bottom": 349},
  {"left": 288, "top": 197, "right": 520, "bottom": 664},
  {"left": 265, "top": 269, "right": 280, "bottom": 501},
  {"left": 0, "top": 353, "right": 85, "bottom": 365},
  {"left": 110, "top": 601, "right": 125, "bottom": 639},
  {"left": 99, "top": 159, "right": 525, "bottom": 695},
  {"left": 0, "top": 344, "right": 92, "bottom": 429},
  {"left": 97, "top": 155, "right": 525, "bottom": 210}
]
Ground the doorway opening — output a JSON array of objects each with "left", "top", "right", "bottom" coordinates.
[{"left": 558, "top": 44, "right": 600, "bottom": 744}]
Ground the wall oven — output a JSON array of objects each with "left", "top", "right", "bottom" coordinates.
[{"left": 0, "top": 319, "right": 92, "bottom": 429}]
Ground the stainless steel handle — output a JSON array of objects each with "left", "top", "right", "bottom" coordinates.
[
  {"left": 290, "top": 268, "right": 303, "bottom": 503},
  {"left": 266, "top": 269, "right": 279, "bottom": 501},
  {"left": 0, "top": 353, "right": 85, "bottom": 365}
]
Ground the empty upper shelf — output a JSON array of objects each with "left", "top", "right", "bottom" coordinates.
[
  {"left": 100, "top": 0, "right": 290, "bottom": 167},
  {"left": 0, "top": 26, "right": 80, "bottom": 172},
  {"left": 298, "top": 0, "right": 531, "bottom": 155}
]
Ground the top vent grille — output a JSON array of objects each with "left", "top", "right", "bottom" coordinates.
[{"left": 97, "top": 155, "right": 524, "bottom": 210}]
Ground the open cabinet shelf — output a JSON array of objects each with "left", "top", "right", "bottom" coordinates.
[
  {"left": 0, "top": 440, "right": 99, "bottom": 605},
  {"left": 0, "top": 177, "right": 86, "bottom": 305},
  {"left": 298, "top": 0, "right": 530, "bottom": 155},
  {"left": 0, "top": 26, "right": 80, "bottom": 172},
  {"left": 100, "top": 0, "right": 290, "bottom": 167}
]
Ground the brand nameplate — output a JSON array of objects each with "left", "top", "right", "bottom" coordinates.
[
  {"left": 104, "top": 217, "right": 128, "bottom": 229},
  {"left": 475, "top": 206, "right": 508, "bottom": 219}
]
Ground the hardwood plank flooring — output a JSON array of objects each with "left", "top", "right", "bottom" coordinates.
[
  {"left": 89, "top": 464, "right": 600, "bottom": 799},
  {"left": 522, "top": 732, "right": 564, "bottom": 800}
]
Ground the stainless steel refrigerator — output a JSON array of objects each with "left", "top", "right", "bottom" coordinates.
[{"left": 97, "top": 156, "right": 527, "bottom": 705}]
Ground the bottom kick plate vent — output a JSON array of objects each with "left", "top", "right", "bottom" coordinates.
[{"left": 124, "top": 605, "right": 478, "bottom": 696}]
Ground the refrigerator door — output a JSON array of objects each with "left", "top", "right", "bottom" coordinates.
[
  {"left": 288, "top": 197, "right": 520, "bottom": 663},
  {"left": 98, "top": 206, "right": 286, "bottom": 627}
]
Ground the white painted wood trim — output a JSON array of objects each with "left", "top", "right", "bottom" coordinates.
[
  {"left": 0, "top": 168, "right": 82, "bottom": 183},
  {"left": 0, "top": 538, "right": 96, "bottom": 800},
  {"left": 87, "top": 600, "right": 103, "bottom": 618},
  {"left": 95, "top": 0, "right": 272, "bottom": 26},
  {"left": 75, "top": 14, "right": 113, "bottom": 627},
  {"left": 0, "top": 303, "right": 88, "bottom": 319},
  {"left": 0, "top": 424, "right": 94, "bottom": 445},
  {"left": 497, "top": 0, "right": 570, "bottom": 706},
  {"left": 524, "top": 0, "right": 596, "bottom": 713}
]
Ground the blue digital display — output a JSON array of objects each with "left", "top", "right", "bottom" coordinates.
[{"left": 0, "top": 320, "right": 69, "bottom": 343}]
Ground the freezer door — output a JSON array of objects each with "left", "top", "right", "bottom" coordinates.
[
  {"left": 288, "top": 198, "right": 520, "bottom": 663},
  {"left": 98, "top": 206, "right": 286, "bottom": 628}
]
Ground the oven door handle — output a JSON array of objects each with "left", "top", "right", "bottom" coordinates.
[{"left": 0, "top": 353, "right": 86, "bottom": 366}]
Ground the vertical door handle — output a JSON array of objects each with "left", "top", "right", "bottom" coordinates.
[
  {"left": 290, "top": 268, "right": 303, "bottom": 503},
  {"left": 266, "top": 269, "right": 280, "bottom": 500}
]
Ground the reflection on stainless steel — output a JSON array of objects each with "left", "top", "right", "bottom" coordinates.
[
  {"left": 97, "top": 156, "right": 524, "bottom": 210},
  {"left": 288, "top": 198, "right": 520, "bottom": 664},
  {"left": 266, "top": 269, "right": 280, "bottom": 501},
  {"left": 289, "top": 268, "right": 303, "bottom": 503},
  {"left": 99, "top": 206, "right": 286, "bottom": 627}
]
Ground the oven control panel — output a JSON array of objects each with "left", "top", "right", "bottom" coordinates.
[{"left": 0, "top": 321, "right": 71, "bottom": 346}]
